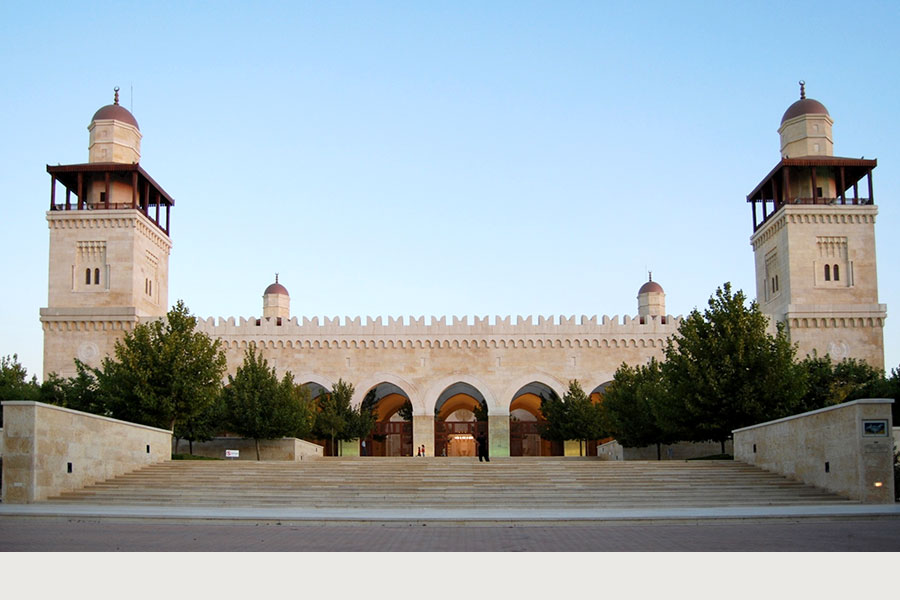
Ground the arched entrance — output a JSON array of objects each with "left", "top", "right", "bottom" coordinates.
[
  {"left": 587, "top": 381, "right": 614, "bottom": 456},
  {"left": 361, "top": 382, "right": 414, "bottom": 457},
  {"left": 434, "top": 382, "right": 488, "bottom": 457},
  {"left": 509, "top": 382, "right": 562, "bottom": 456}
]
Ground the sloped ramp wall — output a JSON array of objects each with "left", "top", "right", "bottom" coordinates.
[
  {"left": 1, "top": 401, "right": 171, "bottom": 503},
  {"left": 173, "top": 437, "right": 323, "bottom": 460},
  {"left": 733, "top": 398, "right": 895, "bottom": 503}
]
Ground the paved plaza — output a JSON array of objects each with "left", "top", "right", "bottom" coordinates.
[{"left": 2, "top": 505, "right": 899, "bottom": 551}]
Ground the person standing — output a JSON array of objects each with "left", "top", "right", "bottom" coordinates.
[{"left": 477, "top": 433, "right": 489, "bottom": 462}]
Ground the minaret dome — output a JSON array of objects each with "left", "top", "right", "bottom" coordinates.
[
  {"left": 88, "top": 87, "right": 142, "bottom": 164},
  {"left": 263, "top": 274, "right": 290, "bottom": 320}
]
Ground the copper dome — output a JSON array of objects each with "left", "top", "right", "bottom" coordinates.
[
  {"left": 264, "top": 282, "right": 289, "bottom": 296},
  {"left": 781, "top": 98, "right": 829, "bottom": 124},
  {"left": 781, "top": 82, "right": 829, "bottom": 124},
  {"left": 91, "top": 103, "right": 139, "bottom": 129},
  {"left": 638, "top": 280, "right": 664, "bottom": 295}
]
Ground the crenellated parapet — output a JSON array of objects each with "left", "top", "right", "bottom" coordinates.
[{"left": 195, "top": 313, "right": 682, "bottom": 351}]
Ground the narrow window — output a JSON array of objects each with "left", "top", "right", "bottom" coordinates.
[
  {"left": 85, "top": 268, "right": 91, "bottom": 285},
  {"left": 775, "top": 275, "right": 779, "bottom": 292},
  {"left": 833, "top": 265, "right": 840, "bottom": 281},
  {"left": 824, "top": 264, "right": 831, "bottom": 281},
  {"left": 100, "top": 192, "right": 107, "bottom": 204},
  {"left": 94, "top": 268, "right": 100, "bottom": 285},
  {"left": 149, "top": 280, "right": 152, "bottom": 296},
  {"left": 816, "top": 186, "right": 823, "bottom": 198}
]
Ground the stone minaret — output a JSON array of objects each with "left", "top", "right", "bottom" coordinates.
[
  {"left": 747, "top": 83, "right": 886, "bottom": 368},
  {"left": 41, "top": 90, "right": 174, "bottom": 378}
]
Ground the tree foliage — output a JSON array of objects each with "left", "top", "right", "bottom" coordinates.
[
  {"left": 661, "top": 283, "right": 806, "bottom": 449},
  {"left": 0, "top": 354, "right": 40, "bottom": 425},
  {"left": 602, "top": 358, "right": 672, "bottom": 451},
  {"left": 96, "top": 301, "right": 227, "bottom": 433},
  {"left": 539, "top": 380, "right": 604, "bottom": 454},
  {"left": 797, "top": 354, "right": 885, "bottom": 413},
  {"left": 223, "top": 345, "right": 314, "bottom": 459}
]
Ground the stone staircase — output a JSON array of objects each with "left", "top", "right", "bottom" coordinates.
[{"left": 47, "top": 457, "right": 855, "bottom": 509}]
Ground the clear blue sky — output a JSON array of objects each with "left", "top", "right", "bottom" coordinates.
[{"left": 2, "top": 0, "right": 898, "bottom": 380}]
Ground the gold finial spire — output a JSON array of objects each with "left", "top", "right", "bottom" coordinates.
[
  {"left": 114, "top": 86, "right": 120, "bottom": 105},
  {"left": 648, "top": 271, "right": 652, "bottom": 282},
  {"left": 275, "top": 273, "right": 279, "bottom": 283},
  {"left": 799, "top": 80, "right": 806, "bottom": 100}
]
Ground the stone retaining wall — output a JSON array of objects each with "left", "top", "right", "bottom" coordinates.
[
  {"left": 1, "top": 401, "right": 171, "bottom": 503},
  {"left": 174, "top": 437, "right": 323, "bottom": 461},
  {"left": 733, "top": 398, "right": 894, "bottom": 503}
]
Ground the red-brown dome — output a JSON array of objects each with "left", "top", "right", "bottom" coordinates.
[
  {"left": 781, "top": 98, "right": 829, "bottom": 124},
  {"left": 638, "top": 280, "right": 664, "bottom": 295},
  {"left": 264, "top": 282, "right": 289, "bottom": 296},
  {"left": 91, "top": 103, "right": 140, "bottom": 129}
]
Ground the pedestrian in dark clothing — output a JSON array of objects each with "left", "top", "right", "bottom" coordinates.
[{"left": 477, "top": 433, "right": 489, "bottom": 462}]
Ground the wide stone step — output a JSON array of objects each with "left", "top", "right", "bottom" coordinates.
[{"left": 45, "top": 457, "right": 855, "bottom": 509}]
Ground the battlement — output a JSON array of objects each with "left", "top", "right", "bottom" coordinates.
[{"left": 195, "top": 313, "right": 682, "bottom": 350}]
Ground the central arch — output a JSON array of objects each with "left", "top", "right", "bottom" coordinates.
[
  {"left": 361, "top": 382, "right": 413, "bottom": 457},
  {"left": 509, "top": 381, "right": 562, "bottom": 456},
  {"left": 433, "top": 382, "right": 488, "bottom": 457}
]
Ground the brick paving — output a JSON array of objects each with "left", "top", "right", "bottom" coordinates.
[{"left": 2, "top": 516, "right": 899, "bottom": 551}]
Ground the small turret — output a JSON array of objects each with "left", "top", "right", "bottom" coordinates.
[
  {"left": 778, "top": 81, "right": 833, "bottom": 159},
  {"left": 88, "top": 87, "right": 142, "bottom": 164},
  {"left": 263, "top": 274, "right": 290, "bottom": 320},
  {"left": 637, "top": 273, "right": 665, "bottom": 318}
]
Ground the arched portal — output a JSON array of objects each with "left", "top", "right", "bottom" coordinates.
[
  {"left": 585, "top": 380, "right": 614, "bottom": 456},
  {"left": 434, "top": 382, "right": 488, "bottom": 458},
  {"left": 509, "top": 382, "right": 561, "bottom": 456},
  {"left": 361, "top": 382, "right": 413, "bottom": 457}
]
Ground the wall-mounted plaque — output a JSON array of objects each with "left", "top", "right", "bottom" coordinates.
[{"left": 862, "top": 420, "right": 888, "bottom": 436}]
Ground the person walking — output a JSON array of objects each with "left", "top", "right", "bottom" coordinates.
[{"left": 476, "top": 433, "right": 489, "bottom": 462}]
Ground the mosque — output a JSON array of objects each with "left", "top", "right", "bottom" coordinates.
[{"left": 39, "top": 84, "right": 886, "bottom": 457}]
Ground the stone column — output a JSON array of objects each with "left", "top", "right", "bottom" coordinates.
[
  {"left": 412, "top": 415, "right": 434, "bottom": 457},
  {"left": 488, "top": 415, "right": 510, "bottom": 458}
]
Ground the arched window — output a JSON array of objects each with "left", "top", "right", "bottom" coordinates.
[
  {"left": 833, "top": 264, "right": 840, "bottom": 281},
  {"left": 85, "top": 268, "right": 91, "bottom": 285},
  {"left": 824, "top": 264, "right": 831, "bottom": 281},
  {"left": 94, "top": 268, "right": 100, "bottom": 285}
]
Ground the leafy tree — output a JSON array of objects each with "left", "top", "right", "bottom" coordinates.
[
  {"left": 560, "top": 380, "right": 604, "bottom": 456},
  {"left": 96, "top": 301, "right": 226, "bottom": 436},
  {"left": 397, "top": 399, "right": 413, "bottom": 421},
  {"left": 314, "top": 379, "right": 356, "bottom": 456},
  {"left": 38, "top": 360, "right": 105, "bottom": 416},
  {"left": 0, "top": 354, "right": 40, "bottom": 425},
  {"left": 223, "top": 346, "right": 311, "bottom": 460},
  {"left": 602, "top": 359, "right": 672, "bottom": 458},
  {"left": 661, "top": 283, "right": 807, "bottom": 453},
  {"left": 538, "top": 387, "right": 567, "bottom": 443},
  {"left": 798, "top": 354, "right": 885, "bottom": 413},
  {"left": 472, "top": 399, "right": 489, "bottom": 422}
]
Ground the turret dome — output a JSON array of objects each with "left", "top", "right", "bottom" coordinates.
[{"left": 91, "top": 88, "right": 139, "bottom": 129}]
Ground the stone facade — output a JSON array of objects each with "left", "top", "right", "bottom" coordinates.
[
  {"left": 748, "top": 84, "right": 887, "bottom": 369},
  {"left": 733, "top": 398, "right": 895, "bottom": 503},
  {"left": 173, "top": 437, "right": 323, "bottom": 461},
  {"left": 37, "top": 88, "right": 888, "bottom": 459},
  {"left": 1, "top": 401, "right": 171, "bottom": 503}
]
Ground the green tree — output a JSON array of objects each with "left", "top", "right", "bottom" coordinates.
[
  {"left": 96, "top": 301, "right": 226, "bottom": 437},
  {"left": 561, "top": 380, "right": 604, "bottom": 456},
  {"left": 38, "top": 360, "right": 105, "bottom": 416},
  {"left": 602, "top": 359, "right": 672, "bottom": 458},
  {"left": 798, "top": 354, "right": 886, "bottom": 413},
  {"left": 223, "top": 346, "right": 310, "bottom": 460},
  {"left": 538, "top": 387, "right": 567, "bottom": 443},
  {"left": 661, "top": 283, "right": 806, "bottom": 453},
  {"left": 0, "top": 354, "right": 40, "bottom": 425},
  {"left": 314, "top": 379, "right": 356, "bottom": 456}
]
